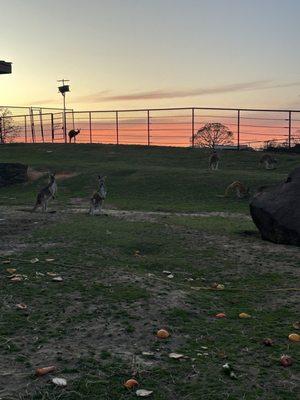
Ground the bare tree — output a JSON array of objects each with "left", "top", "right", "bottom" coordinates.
[
  {"left": 194, "top": 122, "right": 233, "bottom": 149},
  {"left": 0, "top": 108, "right": 21, "bottom": 144}
]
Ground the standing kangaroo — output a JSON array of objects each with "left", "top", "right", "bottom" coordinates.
[
  {"left": 89, "top": 175, "right": 107, "bottom": 215},
  {"left": 32, "top": 173, "right": 57, "bottom": 212},
  {"left": 68, "top": 129, "right": 80, "bottom": 143},
  {"left": 209, "top": 150, "right": 220, "bottom": 170}
]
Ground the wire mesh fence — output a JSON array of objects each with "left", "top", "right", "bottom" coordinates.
[{"left": 1, "top": 107, "right": 300, "bottom": 149}]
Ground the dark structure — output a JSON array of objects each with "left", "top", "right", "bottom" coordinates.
[
  {"left": 250, "top": 167, "right": 300, "bottom": 246},
  {"left": 0, "top": 163, "right": 28, "bottom": 188},
  {"left": 0, "top": 61, "right": 12, "bottom": 74}
]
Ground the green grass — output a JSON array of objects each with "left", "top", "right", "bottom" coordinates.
[
  {"left": 0, "top": 144, "right": 299, "bottom": 399},
  {"left": 0, "top": 143, "right": 298, "bottom": 212}
]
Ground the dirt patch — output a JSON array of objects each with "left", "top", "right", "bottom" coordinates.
[
  {"left": 55, "top": 172, "right": 78, "bottom": 180},
  {"left": 26, "top": 168, "right": 46, "bottom": 182},
  {"left": 26, "top": 169, "right": 78, "bottom": 182},
  {"left": 70, "top": 207, "right": 251, "bottom": 222}
]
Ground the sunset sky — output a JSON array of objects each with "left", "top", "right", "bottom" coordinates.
[{"left": 1, "top": 0, "right": 300, "bottom": 112}]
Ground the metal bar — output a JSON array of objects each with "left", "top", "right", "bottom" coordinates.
[
  {"left": 39, "top": 110, "right": 44, "bottom": 143},
  {"left": 147, "top": 110, "right": 150, "bottom": 146},
  {"left": 237, "top": 109, "right": 240, "bottom": 150},
  {"left": 288, "top": 111, "right": 292, "bottom": 148},
  {"left": 89, "top": 112, "right": 92, "bottom": 143},
  {"left": 0, "top": 117, "right": 2, "bottom": 144},
  {"left": 51, "top": 113, "right": 54, "bottom": 143},
  {"left": 72, "top": 109, "right": 75, "bottom": 130},
  {"left": 116, "top": 111, "right": 119, "bottom": 145},
  {"left": 191, "top": 108, "right": 195, "bottom": 147},
  {"left": 65, "top": 106, "right": 300, "bottom": 113},
  {"left": 30, "top": 108, "right": 35, "bottom": 143},
  {"left": 63, "top": 94, "right": 67, "bottom": 143},
  {"left": 24, "top": 115, "right": 27, "bottom": 143}
]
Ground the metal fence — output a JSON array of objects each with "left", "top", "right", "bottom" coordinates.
[{"left": 1, "top": 106, "right": 300, "bottom": 149}]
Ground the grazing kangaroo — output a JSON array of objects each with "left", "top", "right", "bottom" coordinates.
[
  {"left": 32, "top": 173, "right": 57, "bottom": 212},
  {"left": 260, "top": 154, "right": 277, "bottom": 170},
  {"left": 89, "top": 175, "right": 107, "bottom": 215},
  {"left": 209, "top": 151, "right": 220, "bottom": 170},
  {"left": 68, "top": 129, "right": 80, "bottom": 143},
  {"left": 225, "top": 181, "right": 250, "bottom": 199}
]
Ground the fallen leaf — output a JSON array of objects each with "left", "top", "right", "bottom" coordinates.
[
  {"left": 10, "top": 276, "right": 22, "bottom": 282},
  {"left": 169, "top": 353, "right": 184, "bottom": 359},
  {"left": 30, "top": 258, "right": 39, "bottom": 264},
  {"left": 52, "top": 276, "right": 63, "bottom": 282},
  {"left": 16, "top": 303, "right": 27, "bottom": 310},
  {"left": 288, "top": 333, "right": 300, "bottom": 342},
  {"left": 215, "top": 313, "right": 226, "bottom": 318},
  {"left": 6, "top": 268, "right": 16, "bottom": 274},
  {"left": 52, "top": 377, "right": 67, "bottom": 387},
  {"left": 239, "top": 312, "right": 251, "bottom": 319},
  {"left": 216, "top": 284, "right": 225, "bottom": 290},
  {"left": 124, "top": 379, "right": 139, "bottom": 389},
  {"left": 136, "top": 389, "right": 153, "bottom": 397},
  {"left": 292, "top": 321, "right": 300, "bottom": 330},
  {"left": 35, "top": 366, "right": 56, "bottom": 376},
  {"left": 263, "top": 338, "right": 273, "bottom": 346},
  {"left": 47, "top": 272, "right": 58, "bottom": 277},
  {"left": 280, "top": 355, "right": 293, "bottom": 367},
  {"left": 45, "top": 258, "right": 55, "bottom": 262}
]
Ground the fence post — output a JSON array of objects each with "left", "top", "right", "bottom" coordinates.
[
  {"left": 0, "top": 117, "right": 2, "bottom": 144},
  {"left": 191, "top": 108, "right": 195, "bottom": 147},
  {"left": 30, "top": 108, "right": 35, "bottom": 143},
  {"left": 237, "top": 109, "right": 240, "bottom": 150},
  {"left": 89, "top": 112, "right": 92, "bottom": 143},
  {"left": 39, "top": 110, "right": 44, "bottom": 143},
  {"left": 116, "top": 111, "right": 119, "bottom": 145},
  {"left": 51, "top": 114, "right": 54, "bottom": 143},
  {"left": 288, "top": 111, "right": 292, "bottom": 149},
  {"left": 147, "top": 110, "right": 150, "bottom": 146},
  {"left": 24, "top": 116, "right": 27, "bottom": 143}
]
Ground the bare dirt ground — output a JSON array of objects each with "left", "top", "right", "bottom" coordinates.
[{"left": 0, "top": 205, "right": 299, "bottom": 399}]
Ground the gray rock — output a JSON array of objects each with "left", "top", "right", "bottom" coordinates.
[
  {"left": 0, "top": 163, "right": 28, "bottom": 188},
  {"left": 250, "top": 167, "right": 300, "bottom": 246}
]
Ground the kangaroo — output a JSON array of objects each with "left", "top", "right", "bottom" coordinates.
[
  {"left": 32, "top": 173, "right": 57, "bottom": 212},
  {"left": 260, "top": 154, "right": 277, "bottom": 170},
  {"left": 225, "top": 181, "right": 250, "bottom": 199},
  {"left": 89, "top": 175, "right": 107, "bottom": 215},
  {"left": 68, "top": 129, "right": 80, "bottom": 143},
  {"left": 209, "top": 150, "right": 220, "bottom": 170}
]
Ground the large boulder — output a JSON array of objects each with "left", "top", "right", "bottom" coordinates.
[
  {"left": 0, "top": 163, "right": 28, "bottom": 188},
  {"left": 250, "top": 167, "right": 300, "bottom": 246}
]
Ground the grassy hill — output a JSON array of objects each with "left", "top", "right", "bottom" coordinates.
[
  {"left": 0, "top": 144, "right": 299, "bottom": 400},
  {"left": 0, "top": 143, "right": 298, "bottom": 213}
]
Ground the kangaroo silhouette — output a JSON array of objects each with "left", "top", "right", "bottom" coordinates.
[{"left": 68, "top": 129, "right": 80, "bottom": 143}]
